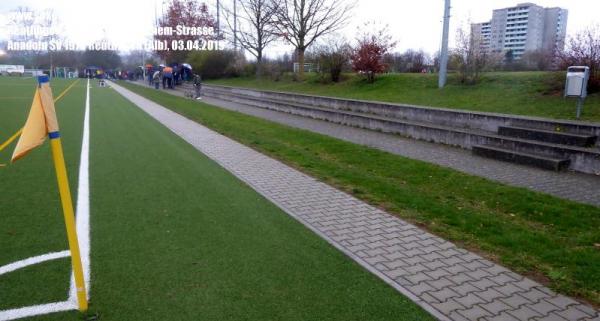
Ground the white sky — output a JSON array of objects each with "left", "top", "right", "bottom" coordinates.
[{"left": 0, "top": 0, "right": 598, "bottom": 58}]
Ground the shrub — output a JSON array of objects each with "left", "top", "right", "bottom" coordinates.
[
  {"left": 452, "top": 27, "right": 501, "bottom": 85},
  {"left": 243, "top": 63, "right": 257, "bottom": 78},
  {"left": 187, "top": 50, "right": 239, "bottom": 79},
  {"left": 558, "top": 25, "right": 600, "bottom": 93},
  {"left": 351, "top": 23, "right": 396, "bottom": 83},
  {"left": 315, "top": 41, "right": 351, "bottom": 83},
  {"left": 267, "top": 63, "right": 284, "bottom": 81}
]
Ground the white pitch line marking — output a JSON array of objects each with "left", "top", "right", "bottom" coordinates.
[
  {"left": 0, "top": 78, "right": 92, "bottom": 320},
  {"left": 0, "top": 251, "right": 70, "bottom": 276},
  {"left": 69, "top": 77, "right": 92, "bottom": 302},
  {"left": 0, "top": 301, "right": 76, "bottom": 321}
]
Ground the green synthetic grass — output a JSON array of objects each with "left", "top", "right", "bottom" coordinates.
[
  {"left": 0, "top": 77, "right": 86, "bottom": 309},
  {"left": 207, "top": 72, "right": 600, "bottom": 122},
  {"left": 0, "top": 260, "right": 72, "bottom": 310},
  {"left": 1, "top": 78, "right": 433, "bottom": 320},
  {"left": 121, "top": 81, "right": 600, "bottom": 307}
]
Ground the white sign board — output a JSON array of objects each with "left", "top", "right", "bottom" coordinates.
[{"left": 0, "top": 65, "right": 25, "bottom": 75}]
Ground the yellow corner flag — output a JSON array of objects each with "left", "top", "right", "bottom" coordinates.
[
  {"left": 11, "top": 75, "right": 88, "bottom": 312},
  {"left": 11, "top": 76, "right": 60, "bottom": 162}
]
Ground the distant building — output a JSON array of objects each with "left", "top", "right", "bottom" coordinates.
[
  {"left": 471, "top": 22, "right": 492, "bottom": 51},
  {"left": 471, "top": 3, "right": 568, "bottom": 59}
]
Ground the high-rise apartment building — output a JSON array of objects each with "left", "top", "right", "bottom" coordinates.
[{"left": 472, "top": 3, "right": 568, "bottom": 59}]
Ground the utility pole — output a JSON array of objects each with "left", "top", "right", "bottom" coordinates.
[
  {"left": 233, "top": 0, "right": 238, "bottom": 51},
  {"left": 142, "top": 50, "right": 146, "bottom": 80},
  {"left": 216, "top": 0, "right": 221, "bottom": 37},
  {"left": 438, "top": 0, "right": 451, "bottom": 88},
  {"left": 154, "top": 1, "right": 158, "bottom": 27}
]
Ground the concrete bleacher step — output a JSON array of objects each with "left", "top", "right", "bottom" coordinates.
[
  {"left": 498, "top": 126, "right": 598, "bottom": 147},
  {"left": 472, "top": 144, "right": 571, "bottom": 171},
  {"left": 201, "top": 84, "right": 600, "bottom": 174}
]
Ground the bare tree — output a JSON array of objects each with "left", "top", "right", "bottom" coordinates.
[
  {"left": 8, "top": 6, "right": 37, "bottom": 65},
  {"left": 387, "top": 49, "right": 429, "bottom": 73},
  {"left": 558, "top": 24, "right": 600, "bottom": 92},
  {"left": 7, "top": 7, "right": 61, "bottom": 69},
  {"left": 314, "top": 37, "right": 351, "bottom": 82},
  {"left": 273, "top": 0, "right": 354, "bottom": 79},
  {"left": 222, "top": 0, "right": 279, "bottom": 77},
  {"left": 154, "top": 0, "right": 218, "bottom": 63},
  {"left": 39, "top": 9, "right": 62, "bottom": 76},
  {"left": 452, "top": 25, "right": 499, "bottom": 84},
  {"left": 520, "top": 49, "right": 556, "bottom": 71}
]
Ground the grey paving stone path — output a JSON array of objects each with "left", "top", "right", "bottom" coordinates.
[
  {"left": 130, "top": 81, "right": 600, "bottom": 207},
  {"left": 112, "top": 82, "right": 600, "bottom": 321}
]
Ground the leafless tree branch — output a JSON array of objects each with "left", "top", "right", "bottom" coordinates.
[
  {"left": 273, "top": 0, "right": 355, "bottom": 77},
  {"left": 222, "top": 0, "right": 280, "bottom": 76}
]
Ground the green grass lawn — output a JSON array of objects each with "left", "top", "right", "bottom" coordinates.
[
  {"left": 120, "top": 81, "right": 600, "bottom": 307},
  {"left": 1, "top": 77, "right": 434, "bottom": 320},
  {"left": 207, "top": 72, "right": 600, "bottom": 122}
]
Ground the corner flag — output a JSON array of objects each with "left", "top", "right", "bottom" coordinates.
[
  {"left": 11, "top": 75, "right": 88, "bottom": 312},
  {"left": 11, "top": 76, "right": 59, "bottom": 162}
]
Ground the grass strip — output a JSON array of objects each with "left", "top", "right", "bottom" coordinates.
[
  {"left": 207, "top": 72, "right": 600, "bottom": 122},
  {"left": 121, "top": 80, "right": 600, "bottom": 306}
]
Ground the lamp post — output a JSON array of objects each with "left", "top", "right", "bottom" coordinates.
[{"left": 438, "top": 0, "right": 451, "bottom": 88}]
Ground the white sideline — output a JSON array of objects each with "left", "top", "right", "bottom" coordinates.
[
  {"left": 69, "top": 77, "right": 92, "bottom": 302},
  {"left": 0, "top": 251, "right": 70, "bottom": 276},
  {"left": 0, "top": 78, "right": 92, "bottom": 321}
]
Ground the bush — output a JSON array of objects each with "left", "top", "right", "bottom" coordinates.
[
  {"left": 451, "top": 27, "right": 501, "bottom": 85},
  {"left": 351, "top": 23, "right": 396, "bottom": 83},
  {"left": 187, "top": 50, "right": 241, "bottom": 79},
  {"left": 315, "top": 42, "right": 351, "bottom": 83},
  {"left": 558, "top": 25, "right": 600, "bottom": 93},
  {"left": 257, "top": 60, "right": 285, "bottom": 81},
  {"left": 384, "top": 50, "right": 430, "bottom": 73},
  {"left": 243, "top": 63, "right": 257, "bottom": 78}
]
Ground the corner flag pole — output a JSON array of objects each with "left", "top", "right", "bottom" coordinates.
[
  {"left": 43, "top": 78, "right": 88, "bottom": 311},
  {"left": 50, "top": 137, "right": 88, "bottom": 311}
]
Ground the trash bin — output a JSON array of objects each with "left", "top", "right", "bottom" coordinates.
[{"left": 565, "top": 66, "right": 590, "bottom": 98}]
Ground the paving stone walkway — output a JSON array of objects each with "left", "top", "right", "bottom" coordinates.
[{"left": 112, "top": 82, "right": 600, "bottom": 321}]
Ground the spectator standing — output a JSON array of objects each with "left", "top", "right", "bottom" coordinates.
[
  {"left": 193, "top": 73, "right": 202, "bottom": 99},
  {"left": 152, "top": 70, "right": 161, "bottom": 89},
  {"left": 163, "top": 66, "right": 173, "bottom": 89}
]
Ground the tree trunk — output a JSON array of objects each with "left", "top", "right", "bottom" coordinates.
[
  {"left": 256, "top": 53, "right": 263, "bottom": 78},
  {"left": 297, "top": 49, "right": 305, "bottom": 80}
]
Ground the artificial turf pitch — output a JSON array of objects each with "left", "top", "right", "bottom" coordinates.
[
  {"left": 0, "top": 77, "right": 433, "bottom": 320},
  {"left": 1, "top": 78, "right": 85, "bottom": 310}
]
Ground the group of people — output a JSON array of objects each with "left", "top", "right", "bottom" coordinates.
[
  {"left": 147, "top": 63, "right": 203, "bottom": 99},
  {"left": 146, "top": 64, "right": 191, "bottom": 89},
  {"left": 85, "top": 67, "right": 142, "bottom": 81}
]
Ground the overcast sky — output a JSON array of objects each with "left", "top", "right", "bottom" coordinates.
[{"left": 0, "top": 0, "right": 598, "bottom": 58}]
